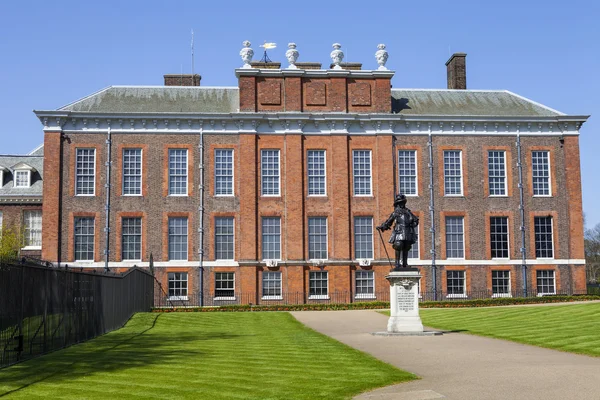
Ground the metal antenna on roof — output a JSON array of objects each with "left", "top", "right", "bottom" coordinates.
[{"left": 191, "top": 29, "right": 195, "bottom": 85}]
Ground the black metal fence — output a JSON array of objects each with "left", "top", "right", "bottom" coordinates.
[
  {"left": 0, "top": 258, "right": 154, "bottom": 369},
  {"left": 153, "top": 288, "right": 589, "bottom": 308}
]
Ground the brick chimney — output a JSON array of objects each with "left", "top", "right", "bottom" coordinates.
[
  {"left": 163, "top": 74, "right": 201, "bottom": 86},
  {"left": 445, "top": 53, "right": 467, "bottom": 90}
]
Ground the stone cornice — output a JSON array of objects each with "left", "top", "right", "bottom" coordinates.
[
  {"left": 234, "top": 68, "right": 395, "bottom": 79},
  {"left": 33, "top": 110, "right": 586, "bottom": 137},
  {"left": 0, "top": 197, "right": 42, "bottom": 204}
]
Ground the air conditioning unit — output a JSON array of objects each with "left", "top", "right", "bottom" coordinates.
[
  {"left": 358, "top": 259, "right": 371, "bottom": 267},
  {"left": 264, "top": 259, "right": 278, "bottom": 267}
]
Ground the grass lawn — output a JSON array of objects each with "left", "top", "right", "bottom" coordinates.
[
  {"left": 416, "top": 302, "right": 600, "bottom": 357},
  {"left": 0, "top": 312, "right": 415, "bottom": 399}
]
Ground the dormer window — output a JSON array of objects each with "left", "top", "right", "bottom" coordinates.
[
  {"left": 0, "top": 166, "right": 6, "bottom": 187},
  {"left": 10, "top": 162, "right": 36, "bottom": 188}
]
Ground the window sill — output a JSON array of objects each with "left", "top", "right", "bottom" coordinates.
[
  {"left": 75, "top": 194, "right": 95, "bottom": 197},
  {"left": 214, "top": 194, "right": 234, "bottom": 197},
  {"left": 74, "top": 260, "right": 95, "bottom": 263},
  {"left": 537, "top": 292, "right": 556, "bottom": 297},
  {"left": 443, "top": 194, "right": 464, "bottom": 197},
  {"left": 169, "top": 296, "right": 188, "bottom": 301},
  {"left": 122, "top": 194, "right": 143, "bottom": 197},
  {"left": 21, "top": 246, "right": 41, "bottom": 250},
  {"left": 167, "top": 194, "right": 189, "bottom": 197},
  {"left": 489, "top": 195, "right": 509, "bottom": 198},
  {"left": 446, "top": 294, "right": 467, "bottom": 298},
  {"left": 354, "top": 294, "right": 376, "bottom": 300},
  {"left": 492, "top": 293, "right": 512, "bottom": 298},
  {"left": 261, "top": 296, "right": 283, "bottom": 300},
  {"left": 308, "top": 295, "right": 330, "bottom": 300},
  {"left": 532, "top": 195, "right": 553, "bottom": 198},
  {"left": 214, "top": 296, "right": 236, "bottom": 301},
  {"left": 353, "top": 195, "right": 373, "bottom": 198}
]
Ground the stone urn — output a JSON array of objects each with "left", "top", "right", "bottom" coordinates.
[
  {"left": 240, "top": 40, "right": 254, "bottom": 69},
  {"left": 286, "top": 43, "right": 299, "bottom": 69},
  {"left": 330, "top": 43, "right": 344, "bottom": 70}
]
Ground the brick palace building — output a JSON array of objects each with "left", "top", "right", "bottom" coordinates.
[{"left": 32, "top": 43, "right": 589, "bottom": 304}]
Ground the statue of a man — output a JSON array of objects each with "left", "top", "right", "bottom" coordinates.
[{"left": 377, "top": 194, "right": 419, "bottom": 270}]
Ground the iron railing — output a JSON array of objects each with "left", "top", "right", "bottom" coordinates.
[
  {"left": 0, "top": 258, "right": 154, "bottom": 369},
  {"left": 153, "top": 288, "right": 589, "bottom": 308}
]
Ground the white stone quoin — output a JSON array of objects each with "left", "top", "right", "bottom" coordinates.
[{"left": 386, "top": 270, "right": 424, "bottom": 333}]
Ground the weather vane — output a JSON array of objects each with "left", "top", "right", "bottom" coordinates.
[{"left": 259, "top": 41, "right": 276, "bottom": 63}]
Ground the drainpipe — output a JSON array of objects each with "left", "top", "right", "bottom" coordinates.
[
  {"left": 428, "top": 129, "right": 437, "bottom": 299},
  {"left": 516, "top": 130, "right": 527, "bottom": 296},
  {"left": 104, "top": 124, "right": 112, "bottom": 273},
  {"left": 392, "top": 135, "right": 397, "bottom": 195},
  {"left": 198, "top": 123, "right": 205, "bottom": 306}
]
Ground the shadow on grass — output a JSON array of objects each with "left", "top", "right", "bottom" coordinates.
[{"left": 0, "top": 314, "right": 245, "bottom": 397}]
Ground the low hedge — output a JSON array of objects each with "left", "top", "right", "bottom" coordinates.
[{"left": 152, "top": 295, "right": 600, "bottom": 313}]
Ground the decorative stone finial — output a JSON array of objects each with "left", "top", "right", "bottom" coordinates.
[
  {"left": 375, "top": 44, "right": 388, "bottom": 71},
  {"left": 240, "top": 41, "right": 254, "bottom": 69},
  {"left": 286, "top": 43, "right": 299, "bottom": 69},
  {"left": 330, "top": 43, "right": 344, "bottom": 70}
]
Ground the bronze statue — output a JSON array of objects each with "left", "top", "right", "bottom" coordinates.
[{"left": 377, "top": 194, "right": 419, "bottom": 270}]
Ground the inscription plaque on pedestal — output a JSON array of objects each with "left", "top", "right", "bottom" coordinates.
[{"left": 397, "top": 289, "right": 414, "bottom": 312}]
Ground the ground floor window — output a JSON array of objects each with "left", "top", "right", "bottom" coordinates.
[
  {"left": 262, "top": 271, "right": 282, "bottom": 299},
  {"left": 492, "top": 270, "right": 511, "bottom": 297},
  {"left": 446, "top": 270, "right": 466, "bottom": 297},
  {"left": 215, "top": 272, "right": 235, "bottom": 298},
  {"left": 355, "top": 270, "right": 374, "bottom": 299},
  {"left": 536, "top": 270, "right": 556, "bottom": 295},
  {"left": 309, "top": 271, "right": 328, "bottom": 299},
  {"left": 168, "top": 272, "right": 188, "bottom": 300}
]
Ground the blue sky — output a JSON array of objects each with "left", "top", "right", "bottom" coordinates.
[{"left": 1, "top": 0, "right": 598, "bottom": 226}]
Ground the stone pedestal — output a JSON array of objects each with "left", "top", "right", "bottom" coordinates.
[{"left": 386, "top": 269, "right": 424, "bottom": 333}]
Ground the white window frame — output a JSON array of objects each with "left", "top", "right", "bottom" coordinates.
[
  {"left": 532, "top": 151, "right": 552, "bottom": 197},
  {"left": 488, "top": 150, "right": 507, "bottom": 197},
  {"left": 0, "top": 169, "right": 4, "bottom": 187},
  {"left": 491, "top": 270, "right": 512, "bottom": 298},
  {"left": 261, "top": 271, "right": 283, "bottom": 300},
  {"left": 168, "top": 217, "right": 188, "bottom": 261},
  {"left": 214, "top": 148, "right": 234, "bottom": 197},
  {"left": 446, "top": 270, "right": 467, "bottom": 298},
  {"left": 122, "top": 148, "right": 143, "bottom": 196},
  {"left": 168, "top": 149, "right": 188, "bottom": 196},
  {"left": 445, "top": 216, "right": 465, "bottom": 259},
  {"left": 398, "top": 149, "right": 418, "bottom": 196},
  {"left": 168, "top": 272, "right": 189, "bottom": 301},
  {"left": 534, "top": 216, "right": 554, "bottom": 259},
  {"left": 354, "top": 216, "right": 374, "bottom": 260},
  {"left": 355, "top": 270, "right": 375, "bottom": 299},
  {"left": 261, "top": 149, "right": 280, "bottom": 197},
  {"left": 307, "top": 150, "right": 327, "bottom": 197},
  {"left": 308, "top": 217, "right": 328, "bottom": 261},
  {"left": 0, "top": 211, "right": 3, "bottom": 238},
  {"left": 443, "top": 150, "right": 463, "bottom": 196},
  {"left": 215, "top": 217, "right": 235, "bottom": 260},
  {"left": 74, "top": 217, "right": 95, "bottom": 262},
  {"left": 22, "top": 210, "right": 42, "bottom": 250},
  {"left": 121, "top": 217, "right": 142, "bottom": 261},
  {"left": 308, "top": 270, "right": 329, "bottom": 300},
  {"left": 352, "top": 150, "right": 373, "bottom": 196},
  {"left": 13, "top": 170, "right": 31, "bottom": 188},
  {"left": 75, "top": 148, "right": 96, "bottom": 196},
  {"left": 261, "top": 217, "right": 281, "bottom": 261},
  {"left": 490, "top": 216, "right": 510, "bottom": 260},
  {"left": 536, "top": 270, "right": 556, "bottom": 296},
  {"left": 214, "top": 272, "right": 236, "bottom": 300}
]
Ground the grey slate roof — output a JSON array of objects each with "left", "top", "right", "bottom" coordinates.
[
  {"left": 0, "top": 154, "right": 44, "bottom": 199},
  {"left": 391, "top": 89, "right": 563, "bottom": 117},
  {"left": 59, "top": 86, "right": 240, "bottom": 114},
  {"left": 56, "top": 85, "right": 564, "bottom": 117}
]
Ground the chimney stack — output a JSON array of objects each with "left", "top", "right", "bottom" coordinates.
[
  {"left": 163, "top": 74, "right": 201, "bottom": 86},
  {"left": 445, "top": 53, "right": 467, "bottom": 90}
]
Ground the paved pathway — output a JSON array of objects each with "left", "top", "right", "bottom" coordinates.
[{"left": 291, "top": 309, "right": 600, "bottom": 400}]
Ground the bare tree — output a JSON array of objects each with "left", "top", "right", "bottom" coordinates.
[{"left": 585, "top": 222, "right": 600, "bottom": 283}]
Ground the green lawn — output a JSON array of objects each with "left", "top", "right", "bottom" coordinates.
[
  {"left": 0, "top": 312, "right": 415, "bottom": 399},
  {"left": 417, "top": 303, "right": 600, "bottom": 357}
]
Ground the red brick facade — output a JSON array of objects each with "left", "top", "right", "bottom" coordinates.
[{"left": 35, "top": 62, "right": 588, "bottom": 304}]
